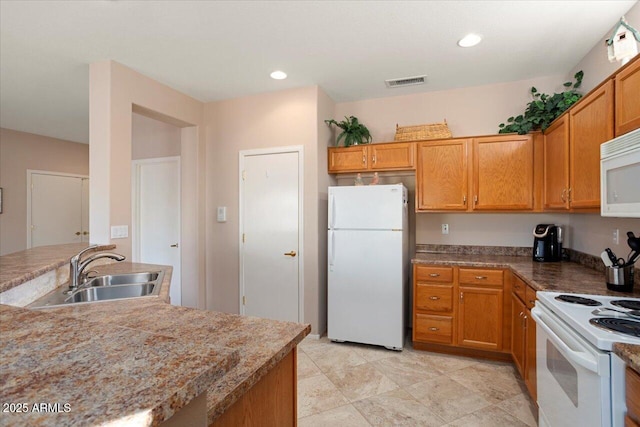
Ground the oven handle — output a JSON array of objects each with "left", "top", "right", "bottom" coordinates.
[{"left": 531, "top": 307, "right": 598, "bottom": 373}]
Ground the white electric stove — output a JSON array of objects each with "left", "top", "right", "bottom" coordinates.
[{"left": 532, "top": 291, "right": 640, "bottom": 427}]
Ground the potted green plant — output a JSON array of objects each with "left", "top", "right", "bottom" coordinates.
[
  {"left": 325, "top": 116, "right": 372, "bottom": 147},
  {"left": 498, "top": 71, "right": 584, "bottom": 134}
]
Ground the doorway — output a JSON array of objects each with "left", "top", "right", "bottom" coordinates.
[
  {"left": 132, "top": 157, "right": 181, "bottom": 305},
  {"left": 239, "top": 146, "right": 304, "bottom": 323},
  {"left": 27, "top": 170, "right": 89, "bottom": 248}
]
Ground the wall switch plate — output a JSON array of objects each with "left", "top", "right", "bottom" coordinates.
[
  {"left": 217, "top": 206, "right": 227, "bottom": 223},
  {"left": 111, "top": 225, "right": 128, "bottom": 239},
  {"left": 442, "top": 224, "right": 449, "bottom": 235},
  {"left": 613, "top": 228, "right": 619, "bottom": 245}
]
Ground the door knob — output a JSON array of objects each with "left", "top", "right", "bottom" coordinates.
[
  {"left": 170, "top": 243, "right": 179, "bottom": 248},
  {"left": 82, "top": 231, "right": 89, "bottom": 236},
  {"left": 284, "top": 251, "right": 297, "bottom": 257},
  {"left": 75, "top": 232, "right": 81, "bottom": 236}
]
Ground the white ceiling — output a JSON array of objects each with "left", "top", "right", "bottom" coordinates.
[{"left": 1, "top": 0, "right": 637, "bottom": 144}]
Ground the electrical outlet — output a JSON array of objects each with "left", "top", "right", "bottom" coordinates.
[
  {"left": 442, "top": 224, "right": 449, "bottom": 235},
  {"left": 613, "top": 229, "right": 619, "bottom": 245}
]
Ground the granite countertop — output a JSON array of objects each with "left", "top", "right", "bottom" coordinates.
[
  {"left": 613, "top": 343, "right": 640, "bottom": 374},
  {"left": 0, "top": 243, "right": 115, "bottom": 293},
  {"left": 412, "top": 252, "right": 640, "bottom": 297},
  {"left": 1, "top": 255, "right": 310, "bottom": 426}
]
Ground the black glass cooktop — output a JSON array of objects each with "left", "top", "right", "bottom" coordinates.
[
  {"left": 555, "top": 295, "right": 602, "bottom": 306},
  {"left": 589, "top": 317, "right": 640, "bottom": 338},
  {"left": 611, "top": 300, "right": 640, "bottom": 311}
]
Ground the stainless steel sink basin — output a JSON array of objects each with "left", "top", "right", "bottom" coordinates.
[
  {"left": 28, "top": 271, "right": 164, "bottom": 308},
  {"left": 84, "top": 272, "right": 159, "bottom": 287},
  {"left": 66, "top": 282, "right": 157, "bottom": 303}
]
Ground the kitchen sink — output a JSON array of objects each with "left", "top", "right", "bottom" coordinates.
[
  {"left": 28, "top": 271, "right": 164, "bottom": 308},
  {"left": 84, "top": 272, "right": 160, "bottom": 287},
  {"left": 66, "top": 282, "right": 157, "bottom": 303}
]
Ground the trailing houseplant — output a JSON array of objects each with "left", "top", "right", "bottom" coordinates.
[
  {"left": 325, "top": 116, "right": 372, "bottom": 146},
  {"left": 498, "top": 71, "right": 584, "bottom": 134}
]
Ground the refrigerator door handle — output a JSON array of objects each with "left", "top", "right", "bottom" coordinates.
[
  {"left": 330, "top": 194, "right": 336, "bottom": 229},
  {"left": 329, "top": 231, "right": 335, "bottom": 267}
]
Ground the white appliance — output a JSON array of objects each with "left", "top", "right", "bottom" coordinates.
[
  {"left": 532, "top": 291, "right": 640, "bottom": 427},
  {"left": 327, "top": 184, "right": 408, "bottom": 350},
  {"left": 601, "top": 127, "right": 640, "bottom": 217}
]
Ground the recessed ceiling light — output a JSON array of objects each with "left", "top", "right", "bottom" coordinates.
[
  {"left": 270, "top": 70, "right": 287, "bottom": 80},
  {"left": 457, "top": 34, "right": 482, "bottom": 48}
]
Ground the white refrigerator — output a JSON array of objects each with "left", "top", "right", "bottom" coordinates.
[{"left": 327, "top": 184, "right": 408, "bottom": 350}]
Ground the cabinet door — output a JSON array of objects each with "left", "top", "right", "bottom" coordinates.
[
  {"left": 370, "top": 142, "right": 415, "bottom": 171},
  {"left": 328, "top": 146, "right": 368, "bottom": 173},
  {"left": 525, "top": 309, "right": 537, "bottom": 401},
  {"left": 471, "top": 135, "right": 534, "bottom": 210},
  {"left": 457, "top": 286, "right": 503, "bottom": 350},
  {"left": 416, "top": 139, "right": 469, "bottom": 210},
  {"left": 511, "top": 294, "right": 526, "bottom": 377},
  {"left": 615, "top": 57, "right": 640, "bottom": 136},
  {"left": 569, "top": 80, "right": 614, "bottom": 208},
  {"left": 543, "top": 114, "right": 570, "bottom": 210}
]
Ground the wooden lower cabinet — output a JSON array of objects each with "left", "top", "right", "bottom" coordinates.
[
  {"left": 627, "top": 367, "right": 640, "bottom": 426},
  {"left": 511, "top": 294, "right": 526, "bottom": 375},
  {"left": 211, "top": 349, "right": 296, "bottom": 427},
  {"left": 510, "top": 275, "right": 537, "bottom": 401},
  {"left": 413, "top": 265, "right": 508, "bottom": 354}
]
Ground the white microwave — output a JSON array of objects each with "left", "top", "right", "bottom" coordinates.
[{"left": 601, "top": 128, "right": 640, "bottom": 217}]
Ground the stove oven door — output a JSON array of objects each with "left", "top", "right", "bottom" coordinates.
[{"left": 532, "top": 305, "right": 612, "bottom": 427}]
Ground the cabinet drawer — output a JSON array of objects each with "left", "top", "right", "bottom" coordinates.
[
  {"left": 513, "top": 275, "right": 526, "bottom": 302},
  {"left": 459, "top": 268, "right": 504, "bottom": 287},
  {"left": 525, "top": 285, "right": 537, "bottom": 310},
  {"left": 415, "top": 314, "right": 453, "bottom": 344},
  {"left": 416, "top": 283, "right": 453, "bottom": 312},
  {"left": 415, "top": 265, "right": 453, "bottom": 283}
]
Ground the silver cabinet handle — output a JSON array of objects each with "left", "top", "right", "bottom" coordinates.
[
  {"left": 429, "top": 296, "right": 440, "bottom": 300},
  {"left": 475, "top": 276, "right": 487, "bottom": 280},
  {"left": 428, "top": 327, "right": 439, "bottom": 331},
  {"left": 429, "top": 273, "right": 440, "bottom": 277}
]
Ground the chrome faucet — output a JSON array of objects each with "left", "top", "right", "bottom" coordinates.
[{"left": 68, "top": 245, "right": 126, "bottom": 292}]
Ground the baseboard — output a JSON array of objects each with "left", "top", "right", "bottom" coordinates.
[{"left": 305, "top": 333, "right": 321, "bottom": 340}]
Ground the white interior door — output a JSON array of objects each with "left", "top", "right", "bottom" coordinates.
[
  {"left": 133, "top": 157, "right": 181, "bottom": 306},
  {"left": 29, "top": 172, "right": 87, "bottom": 248},
  {"left": 241, "top": 148, "right": 302, "bottom": 323}
]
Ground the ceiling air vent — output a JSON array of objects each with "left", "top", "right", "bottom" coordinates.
[{"left": 385, "top": 75, "right": 427, "bottom": 88}]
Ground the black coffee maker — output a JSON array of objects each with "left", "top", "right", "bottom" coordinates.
[{"left": 533, "top": 224, "right": 563, "bottom": 262}]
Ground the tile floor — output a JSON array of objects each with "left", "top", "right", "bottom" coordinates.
[{"left": 297, "top": 336, "right": 538, "bottom": 426}]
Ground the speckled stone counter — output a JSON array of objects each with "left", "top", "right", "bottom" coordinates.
[
  {"left": 0, "top": 243, "right": 115, "bottom": 293},
  {"left": 0, "top": 304, "right": 239, "bottom": 426},
  {"left": 412, "top": 252, "right": 640, "bottom": 297},
  {"left": 613, "top": 343, "right": 640, "bottom": 374},
  {"left": 1, "top": 254, "right": 310, "bottom": 426}
]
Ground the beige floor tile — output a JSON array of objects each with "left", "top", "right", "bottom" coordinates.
[
  {"left": 406, "top": 350, "right": 478, "bottom": 373},
  {"left": 347, "top": 342, "right": 400, "bottom": 362},
  {"left": 298, "top": 404, "right": 371, "bottom": 427},
  {"left": 446, "top": 361, "right": 524, "bottom": 404},
  {"left": 298, "top": 349, "right": 322, "bottom": 379},
  {"left": 326, "top": 363, "right": 398, "bottom": 402},
  {"left": 297, "top": 373, "right": 349, "bottom": 418},
  {"left": 405, "top": 375, "right": 491, "bottom": 422},
  {"left": 495, "top": 393, "right": 538, "bottom": 427},
  {"left": 353, "top": 388, "right": 447, "bottom": 427},
  {"left": 303, "top": 341, "right": 368, "bottom": 373},
  {"left": 444, "top": 405, "right": 530, "bottom": 427},
  {"left": 370, "top": 354, "right": 442, "bottom": 387}
]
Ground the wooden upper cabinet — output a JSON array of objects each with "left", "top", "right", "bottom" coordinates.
[
  {"left": 328, "top": 142, "right": 415, "bottom": 173},
  {"left": 370, "top": 142, "right": 415, "bottom": 170},
  {"left": 416, "top": 139, "right": 469, "bottom": 211},
  {"left": 328, "top": 145, "right": 368, "bottom": 173},
  {"left": 543, "top": 114, "right": 570, "bottom": 210},
  {"left": 471, "top": 134, "right": 534, "bottom": 210},
  {"left": 569, "top": 80, "right": 614, "bottom": 209},
  {"left": 615, "top": 56, "right": 640, "bottom": 136}
]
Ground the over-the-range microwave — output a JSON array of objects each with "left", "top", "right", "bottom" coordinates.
[{"left": 601, "top": 127, "right": 640, "bottom": 217}]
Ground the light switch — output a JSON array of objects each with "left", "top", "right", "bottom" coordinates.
[
  {"left": 111, "top": 225, "right": 128, "bottom": 239},
  {"left": 217, "top": 206, "right": 227, "bottom": 223}
]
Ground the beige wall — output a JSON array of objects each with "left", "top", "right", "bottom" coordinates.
[
  {"left": 0, "top": 128, "right": 89, "bottom": 255},
  {"left": 89, "top": 60, "right": 206, "bottom": 308},
  {"left": 132, "top": 112, "right": 181, "bottom": 160},
  {"left": 204, "top": 85, "right": 328, "bottom": 334}
]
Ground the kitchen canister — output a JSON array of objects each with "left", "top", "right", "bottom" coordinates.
[{"left": 606, "top": 265, "right": 635, "bottom": 292}]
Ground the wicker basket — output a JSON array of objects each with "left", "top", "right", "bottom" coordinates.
[{"left": 394, "top": 120, "right": 452, "bottom": 142}]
